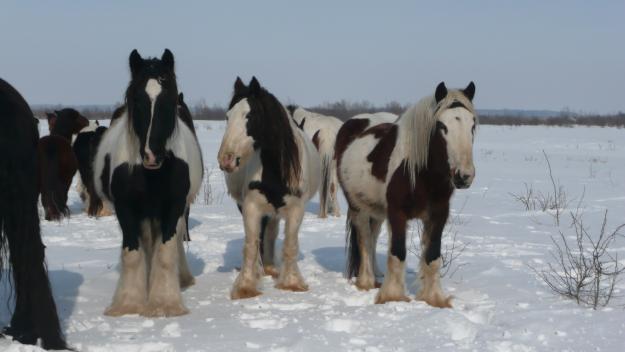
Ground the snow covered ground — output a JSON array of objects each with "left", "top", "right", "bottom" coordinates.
[{"left": 1, "top": 121, "right": 624, "bottom": 351}]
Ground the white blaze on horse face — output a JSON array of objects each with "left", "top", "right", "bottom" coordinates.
[
  {"left": 438, "top": 107, "right": 475, "bottom": 187},
  {"left": 144, "top": 78, "right": 162, "bottom": 164},
  {"left": 218, "top": 99, "right": 255, "bottom": 173}
]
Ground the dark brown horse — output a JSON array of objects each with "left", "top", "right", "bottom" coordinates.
[
  {"left": 336, "top": 82, "right": 477, "bottom": 307},
  {"left": 0, "top": 78, "right": 68, "bottom": 349},
  {"left": 38, "top": 109, "right": 87, "bottom": 221}
]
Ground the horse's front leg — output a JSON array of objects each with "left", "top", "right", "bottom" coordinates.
[
  {"left": 105, "top": 203, "right": 148, "bottom": 316},
  {"left": 231, "top": 199, "right": 263, "bottom": 299},
  {"left": 417, "top": 202, "right": 452, "bottom": 308},
  {"left": 276, "top": 202, "right": 308, "bottom": 292},
  {"left": 144, "top": 206, "right": 189, "bottom": 317},
  {"left": 376, "top": 208, "right": 410, "bottom": 304}
]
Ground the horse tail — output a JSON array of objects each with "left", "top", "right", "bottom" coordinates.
[
  {"left": 319, "top": 153, "right": 331, "bottom": 218},
  {"left": 345, "top": 208, "right": 361, "bottom": 280},
  {"left": 183, "top": 206, "right": 191, "bottom": 241},
  {"left": 39, "top": 139, "right": 70, "bottom": 221}
]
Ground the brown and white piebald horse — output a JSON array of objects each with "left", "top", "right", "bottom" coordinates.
[{"left": 336, "top": 82, "right": 477, "bottom": 307}]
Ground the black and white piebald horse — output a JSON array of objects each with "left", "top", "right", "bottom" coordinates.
[
  {"left": 0, "top": 78, "right": 68, "bottom": 349},
  {"left": 93, "top": 49, "right": 203, "bottom": 317},
  {"left": 73, "top": 121, "right": 112, "bottom": 217},
  {"left": 287, "top": 106, "right": 343, "bottom": 218},
  {"left": 336, "top": 82, "right": 477, "bottom": 307},
  {"left": 217, "top": 77, "right": 321, "bottom": 299}
]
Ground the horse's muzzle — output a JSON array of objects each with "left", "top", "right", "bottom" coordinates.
[{"left": 453, "top": 171, "right": 473, "bottom": 189}]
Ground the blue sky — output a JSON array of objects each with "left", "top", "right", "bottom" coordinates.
[{"left": 1, "top": 1, "right": 624, "bottom": 113}]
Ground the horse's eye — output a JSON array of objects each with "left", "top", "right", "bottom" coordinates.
[
  {"left": 436, "top": 121, "right": 448, "bottom": 135},
  {"left": 158, "top": 76, "right": 166, "bottom": 84}
]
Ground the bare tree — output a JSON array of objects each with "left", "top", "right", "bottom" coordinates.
[{"left": 532, "top": 210, "right": 625, "bottom": 309}]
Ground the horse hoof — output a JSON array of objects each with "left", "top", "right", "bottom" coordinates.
[
  {"left": 263, "top": 265, "right": 280, "bottom": 278},
  {"left": 231, "top": 286, "right": 262, "bottom": 300},
  {"left": 418, "top": 294, "right": 453, "bottom": 308},
  {"left": 104, "top": 303, "right": 144, "bottom": 317},
  {"left": 275, "top": 281, "right": 309, "bottom": 292},
  {"left": 179, "top": 276, "right": 195, "bottom": 289},
  {"left": 374, "top": 293, "right": 411, "bottom": 304},
  {"left": 355, "top": 279, "right": 376, "bottom": 291},
  {"left": 141, "top": 303, "right": 189, "bottom": 317}
]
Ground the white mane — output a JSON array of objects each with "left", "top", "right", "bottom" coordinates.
[{"left": 396, "top": 90, "right": 475, "bottom": 189}]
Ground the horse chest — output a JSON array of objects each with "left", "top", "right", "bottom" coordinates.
[{"left": 109, "top": 157, "right": 190, "bottom": 216}]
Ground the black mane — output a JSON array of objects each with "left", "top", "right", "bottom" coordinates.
[{"left": 230, "top": 77, "right": 301, "bottom": 192}]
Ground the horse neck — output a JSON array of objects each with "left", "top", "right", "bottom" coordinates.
[{"left": 258, "top": 118, "right": 301, "bottom": 187}]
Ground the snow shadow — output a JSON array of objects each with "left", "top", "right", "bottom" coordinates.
[
  {"left": 49, "top": 270, "right": 84, "bottom": 321},
  {"left": 305, "top": 200, "right": 320, "bottom": 214},
  {"left": 188, "top": 217, "right": 201, "bottom": 231},
  {"left": 185, "top": 250, "right": 206, "bottom": 277},
  {"left": 217, "top": 237, "right": 303, "bottom": 273},
  {"left": 311, "top": 246, "right": 345, "bottom": 273}
]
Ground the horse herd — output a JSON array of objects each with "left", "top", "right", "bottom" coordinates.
[{"left": 0, "top": 49, "right": 477, "bottom": 350}]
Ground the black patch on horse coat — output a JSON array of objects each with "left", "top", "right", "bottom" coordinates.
[
  {"left": 448, "top": 100, "right": 468, "bottom": 110},
  {"left": 177, "top": 92, "right": 196, "bottom": 134},
  {"left": 312, "top": 130, "right": 321, "bottom": 150},
  {"left": 111, "top": 105, "right": 126, "bottom": 121},
  {"left": 364, "top": 123, "right": 397, "bottom": 181},
  {"left": 285, "top": 104, "right": 298, "bottom": 116},
  {"left": 229, "top": 77, "right": 301, "bottom": 211},
  {"left": 110, "top": 155, "right": 190, "bottom": 250},
  {"left": 0, "top": 78, "right": 67, "bottom": 349},
  {"left": 101, "top": 154, "right": 112, "bottom": 200}
]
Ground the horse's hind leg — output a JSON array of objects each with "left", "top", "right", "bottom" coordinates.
[
  {"left": 261, "top": 216, "right": 280, "bottom": 278},
  {"left": 417, "top": 204, "right": 452, "bottom": 308},
  {"left": 351, "top": 211, "right": 376, "bottom": 290},
  {"left": 329, "top": 162, "right": 341, "bottom": 217},
  {"left": 276, "top": 203, "right": 308, "bottom": 292},
  {"left": 177, "top": 216, "right": 195, "bottom": 289},
  {"left": 369, "top": 217, "right": 383, "bottom": 285},
  {"left": 376, "top": 209, "right": 410, "bottom": 304}
]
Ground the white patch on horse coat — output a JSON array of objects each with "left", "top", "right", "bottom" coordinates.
[
  {"left": 144, "top": 78, "right": 162, "bottom": 157},
  {"left": 218, "top": 99, "right": 254, "bottom": 170},
  {"left": 438, "top": 106, "right": 476, "bottom": 182}
]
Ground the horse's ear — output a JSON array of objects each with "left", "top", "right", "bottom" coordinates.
[
  {"left": 95, "top": 120, "right": 100, "bottom": 126},
  {"left": 435, "top": 82, "right": 447, "bottom": 103},
  {"left": 162, "top": 49, "right": 174, "bottom": 71},
  {"left": 463, "top": 81, "right": 476, "bottom": 101},
  {"left": 46, "top": 112, "right": 57, "bottom": 131},
  {"left": 249, "top": 76, "right": 261, "bottom": 94},
  {"left": 45, "top": 112, "right": 56, "bottom": 120},
  {"left": 234, "top": 76, "right": 246, "bottom": 94},
  {"left": 129, "top": 49, "right": 143, "bottom": 76},
  {"left": 178, "top": 92, "right": 184, "bottom": 103}
]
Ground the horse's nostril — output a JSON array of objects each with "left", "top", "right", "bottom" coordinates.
[
  {"left": 462, "top": 174, "right": 470, "bottom": 181},
  {"left": 235, "top": 157, "right": 241, "bottom": 166}
]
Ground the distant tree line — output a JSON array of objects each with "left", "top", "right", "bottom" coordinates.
[{"left": 32, "top": 101, "right": 625, "bottom": 127}]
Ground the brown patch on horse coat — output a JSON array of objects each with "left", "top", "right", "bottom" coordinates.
[
  {"left": 312, "top": 130, "right": 321, "bottom": 151},
  {"left": 334, "top": 118, "right": 370, "bottom": 165},
  {"left": 385, "top": 132, "right": 453, "bottom": 262},
  {"left": 364, "top": 123, "right": 397, "bottom": 181}
]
